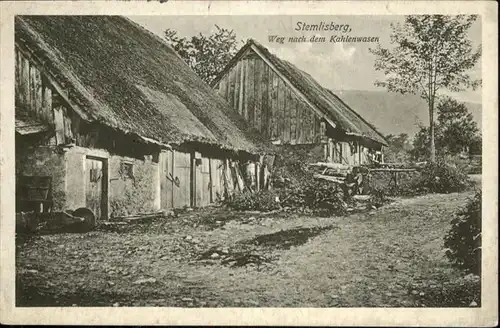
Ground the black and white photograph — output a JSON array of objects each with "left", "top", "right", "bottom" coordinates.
[{"left": 0, "top": 1, "right": 497, "bottom": 326}]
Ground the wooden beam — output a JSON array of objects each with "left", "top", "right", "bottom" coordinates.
[
  {"left": 238, "top": 61, "right": 244, "bottom": 115},
  {"left": 53, "top": 105, "right": 65, "bottom": 144}
]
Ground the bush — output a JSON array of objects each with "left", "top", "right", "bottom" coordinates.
[
  {"left": 414, "top": 160, "right": 471, "bottom": 194},
  {"left": 444, "top": 190, "right": 481, "bottom": 274},
  {"left": 226, "top": 190, "right": 281, "bottom": 212},
  {"left": 280, "top": 180, "right": 348, "bottom": 216},
  {"left": 367, "top": 187, "right": 389, "bottom": 208},
  {"left": 226, "top": 179, "right": 348, "bottom": 217}
]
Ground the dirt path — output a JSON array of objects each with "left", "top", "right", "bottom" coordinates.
[{"left": 16, "top": 191, "right": 478, "bottom": 307}]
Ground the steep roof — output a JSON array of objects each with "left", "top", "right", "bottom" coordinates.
[
  {"left": 213, "top": 39, "right": 388, "bottom": 146},
  {"left": 15, "top": 16, "right": 269, "bottom": 154}
]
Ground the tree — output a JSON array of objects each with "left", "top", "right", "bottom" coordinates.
[
  {"left": 410, "top": 96, "right": 481, "bottom": 160},
  {"left": 384, "top": 133, "right": 412, "bottom": 163},
  {"left": 164, "top": 25, "right": 241, "bottom": 84},
  {"left": 436, "top": 97, "right": 481, "bottom": 155},
  {"left": 370, "top": 15, "right": 481, "bottom": 162}
]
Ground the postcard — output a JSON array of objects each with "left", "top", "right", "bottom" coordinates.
[{"left": 0, "top": 1, "right": 497, "bottom": 326}]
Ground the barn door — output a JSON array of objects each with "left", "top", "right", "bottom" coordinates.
[
  {"left": 85, "top": 156, "right": 107, "bottom": 220},
  {"left": 173, "top": 151, "right": 192, "bottom": 208}
]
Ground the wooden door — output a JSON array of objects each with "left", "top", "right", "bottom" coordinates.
[
  {"left": 198, "top": 157, "right": 211, "bottom": 207},
  {"left": 85, "top": 157, "right": 107, "bottom": 220},
  {"left": 209, "top": 158, "right": 225, "bottom": 202},
  {"left": 173, "top": 151, "right": 192, "bottom": 208},
  {"left": 159, "top": 150, "right": 173, "bottom": 209}
]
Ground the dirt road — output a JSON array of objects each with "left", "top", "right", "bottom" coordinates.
[{"left": 16, "top": 191, "right": 479, "bottom": 307}]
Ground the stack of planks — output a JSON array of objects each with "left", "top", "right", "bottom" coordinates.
[{"left": 309, "top": 162, "right": 351, "bottom": 184}]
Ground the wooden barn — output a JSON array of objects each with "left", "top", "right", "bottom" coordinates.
[
  {"left": 212, "top": 39, "right": 388, "bottom": 166},
  {"left": 14, "top": 16, "right": 269, "bottom": 221}
]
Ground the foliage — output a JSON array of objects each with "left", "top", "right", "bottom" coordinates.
[
  {"left": 436, "top": 97, "right": 481, "bottom": 154},
  {"left": 367, "top": 187, "right": 390, "bottom": 208},
  {"left": 271, "top": 144, "right": 320, "bottom": 187},
  {"left": 225, "top": 179, "right": 348, "bottom": 217},
  {"left": 411, "top": 97, "right": 482, "bottom": 160},
  {"left": 444, "top": 190, "right": 481, "bottom": 274},
  {"left": 280, "top": 180, "right": 349, "bottom": 217},
  {"left": 164, "top": 25, "right": 241, "bottom": 84},
  {"left": 370, "top": 15, "right": 481, "bottom": 161},
  {"left": 370, "top": 160, "right": 471, "bottom": 196},
  {"left": 225, "top": 190, "right": 281, "bottom": 212},
  {"left": 370, "top": 170, "right": 421, "bottom": 197},
  {"left": 413, "top": 160, "right": 471, "bottom": 194},
  {"left": 384, "top": 133, "right": 412, "bottom": 163}
]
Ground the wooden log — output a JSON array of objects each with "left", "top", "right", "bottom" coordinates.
[
  {"left": 368, "top": 168, "right": 416, "bottom": 172},
  {"left": 53, "top": 105, "right": 65, "bottom": 144},
  {"left": 313, "top": 174, "right": 345, "bottom": 184},
  {"left": 309, "top": 162, "right": 351, "bottom": 170}
]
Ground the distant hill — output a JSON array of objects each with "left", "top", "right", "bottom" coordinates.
[{"left": 334, "top": 90, "right": 482, "bottom": 137}]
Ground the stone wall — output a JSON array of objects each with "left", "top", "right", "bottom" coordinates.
[
  {"left": 108, "top": 154, "right": 159, "bottom": 218},
  {"left": 16, "top": 142, "right": 67, "bottom": 211}
]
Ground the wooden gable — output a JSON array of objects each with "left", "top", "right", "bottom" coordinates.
[{"left": 215, "top": 46, "right": 329, "bottom": 145}]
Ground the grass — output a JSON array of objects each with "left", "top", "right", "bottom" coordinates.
[{"left": 16, "top": 191, "right": 479, "bottom": 307}]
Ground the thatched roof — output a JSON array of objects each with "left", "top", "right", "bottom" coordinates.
[
  {"left": 213, "top": 39, "right": 388, "bottom": 147},
  {"left": 15, "top": 16, "right": 269, "bottom": 154}
]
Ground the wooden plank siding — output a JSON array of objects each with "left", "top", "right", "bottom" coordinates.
[
  {"left": 215, "top": 49, "right": 326, "bottom": 145},
  {"left": 15, "top": 48, "right": 55, "bottom": 125}
]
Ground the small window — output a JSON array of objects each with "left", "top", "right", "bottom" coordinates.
[{"left": 119, "top": 161, "right": 134, "bottom": 179}]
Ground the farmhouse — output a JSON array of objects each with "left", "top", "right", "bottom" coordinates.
[
  {"left": 15, "top": 16, "right": 269, "bottom": 221},
  {"left": 212, "top": 39, "right": 388, "bottom": 166}
]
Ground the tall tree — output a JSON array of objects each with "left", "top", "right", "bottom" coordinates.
[
  {"left": 411, "top": 96, "right": 481, "bottom": 160},
  {"left": 370, "top": 15, "right": 481, "bottom": 161},
  {"left": 164, "top": 25, "right": 240, "bottom": 84}
]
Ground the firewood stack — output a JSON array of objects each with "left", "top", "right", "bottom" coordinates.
[{"left": 309, "top": 162, "right": 351, "bottom": 184}]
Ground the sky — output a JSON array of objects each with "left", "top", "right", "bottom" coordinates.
[{"left": 130, "top": 15, "right": 482, "bottom": 104}]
